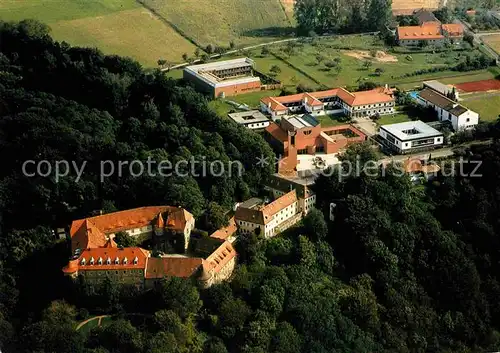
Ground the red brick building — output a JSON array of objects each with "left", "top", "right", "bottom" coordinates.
[{"left": 265, "top": 115, "right": 366, "bottom": 175}]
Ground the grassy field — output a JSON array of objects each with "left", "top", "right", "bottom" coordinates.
[
  {"left": 0, "top": 0, "right": 199, "bottom": 66},
  {"left": 315, "top": 115, "right": 350, "bottom": 127},
  {"left": 264, "top": 36, "right": 484, "bottom": 88},
  {"left": 461, "top": 94, "right": 500, "bottom": 122},
  {"left": 51, "top": 8, "right": 198, "bottom": 66},
  {"left": 377, "top": 113, "right": 412, "bottom": 125},
  {"left": 230, "top": 89, "right": 282, "bottom": 108},
  {"left": 143, "top": 0, "right": 293, "bottom": 48},
  {"left": 483, "top": 34, "right": 500, "bottom": 54}
]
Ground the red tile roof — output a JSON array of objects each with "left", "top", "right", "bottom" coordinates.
[
  {"left": 397, "top": 23, "right": 443, "bottom": 40},
  {"left": 70, "top": 206, "right": 192, "bottom": 251},
  {"left": 260, "top": 87, "right": 393, "bottom": 113},
  {"left": 210, "top": 217, "right": 237, "bottom": 240},
  {"left": 265, "top": 122, "right": 288, "bottom": 142},
  {"left": 145, "top": 257, "right": 203, "bottom": 279},
  {"left": 262, "top": 190, "right": 297, "bottom": 223},
  {"left": 442, "top": 23, "right": 464, "bottom": 37},
  {"left": 63, "top": 247, "right": 150, "bottom": 273},
  {"left": 203, "top": 241, "right": 236, "bottom": 274},
  {"left": 351, "top": 87, "right": 395, "bottom": 106}
]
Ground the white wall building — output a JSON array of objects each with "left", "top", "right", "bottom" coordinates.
[
  {"left": 417, "top": 88, "right": 479, "bottom": 131},
  {"left": 228, "top": 110, "right": 271, "bottom": 130},
  {"left": 379, "top": 120, "right": 444, "bottom": 154},
  {"left": 235, "top": 190, "right": 303, "bottom": 238}
]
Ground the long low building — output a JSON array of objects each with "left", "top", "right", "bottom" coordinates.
[
  {"left": 260, "top": 87, "right": 395, "bottom": 119},
  {"left": 379, "top": 120, "right": 444, "bottom": 154},
  {"left": 183, "top": 58, "right": 262, "bottom": 98},
  {"left": 416, "top": 88, "right": 478, "bottom": 131},
  {"left": 397, "top": 22, "right": 464, "bottom": 46}
]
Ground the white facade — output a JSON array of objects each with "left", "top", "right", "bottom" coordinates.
[
  {"left": 244, "top": 121, "right": 271, "bottom": 129},
  {"left": 379, "top": 121, "right": 444, "bottom": 154},
  {"left": 417, "top": 95, "right": 479, "bottom": 131}
]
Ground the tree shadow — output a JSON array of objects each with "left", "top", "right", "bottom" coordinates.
[{"left": 241, "top": 27, "right": 297, "bottom": 38}]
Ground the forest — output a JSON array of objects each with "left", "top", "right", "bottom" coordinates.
[{"left": 2, "top": 19, "right": 500, "bottom": 353}]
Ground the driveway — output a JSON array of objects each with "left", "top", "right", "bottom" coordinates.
[{"left": 353, "top": 116, "right": 377, "bottom": 136}]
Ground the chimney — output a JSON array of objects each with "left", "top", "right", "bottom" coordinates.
[{"left": 385, "top": 84, "right": 388, "bottom": 90}]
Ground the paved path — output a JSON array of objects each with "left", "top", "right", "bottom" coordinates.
[{"left": 75, "top": 315, "right": 109, "bottom": 331}]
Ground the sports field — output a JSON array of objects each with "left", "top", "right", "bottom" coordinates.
[
  {"left": 0, "top": 0, "right": 198, "bottom": 66},
  {"left": 143, "top": 0, "right": 293, "bottom": 47},
  {"left": 455, "top": 79, "right": 500, "bottom": 92}
]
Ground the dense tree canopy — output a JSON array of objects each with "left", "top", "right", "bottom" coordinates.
[
  {"left": 295, "top": 0, "right": 392, "bottom": 35},
  {"left": 3, "top": 19, "right": 500, "bottom": 353}
]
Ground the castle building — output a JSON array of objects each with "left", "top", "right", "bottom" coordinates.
[{"left": 62, "top": 206, "right": 236, "bottom": 288}]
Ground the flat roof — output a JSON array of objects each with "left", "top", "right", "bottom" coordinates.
[
  {"left": 286, "top": 114, "right": 319, "bottom": 129},
  {"left": 380, "top": 120, "right": 443, "bottom": 141},
  {"left": 423, "top": 80, "right": 455, "bottom": 95},
  {"left": 228, "top": 110, "right": 269, "bottom": 124},
  {"left": 185, "top": 58, "right": 254, "bottom": 73}
]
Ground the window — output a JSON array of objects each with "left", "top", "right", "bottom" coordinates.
[{"left": 466, "top": 118, "right": 470, "bottom": 122}]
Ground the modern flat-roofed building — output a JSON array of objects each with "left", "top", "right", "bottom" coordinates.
[
  {"left": 228, "top": 110, "right": 270, "bottom": 130},
  {"left": 423, "top": 80, "right": 459, "bottom": 100},
  {"left": 184, "top": 58, "right": 262, "bottom": 98},
  {"left": 397, "top": 22, "right": 464, "bottom": 46},
  {"left": 417, "top": 88, "right": 478, "bottom": 131},
  {"left": 379, "top": 120, "right": 444, "bottom": 154},
  {"left": 260, "top": 86, "right": 395, "bottom": 119}
]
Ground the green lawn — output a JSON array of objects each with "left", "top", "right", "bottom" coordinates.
[
  {"left": 397, "top": 70, "right": 498, "bottom": 90},
  {"left": 461, "top": 94, "right": 500, "bottom": 122},
  {"left": 143, "top": 0, "right": 292, "bottom": 47},
  {"left": 315, "top": 115, "right": 351, "bottom": 127},
  {"left": 377, "top": 112, "right": 412, "bottom": 125},
  {"left": 229, "top": 89, "right": 282, "bottom": 108},
  {"left": 261, "top": 36, "right": 480, "bottom": 88},
  {"left": 209, "top": 100, "right": 235, "bottom": 117},
  {"left": 250, "top": 54, "right": 318, "bottom": 88}
]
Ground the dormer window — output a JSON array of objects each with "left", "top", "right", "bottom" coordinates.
[
  {"left": 106, "top": 257, "right": 111, "bottom": 265},
  {"left": 80, "top": 258, "right": 86, "bottom": 266},
  {"left": 115, "top": 257, "right": 119, "bottom": 265},
  {"left": 133, "top": 256, "right": 138, "bottom": 265},
  {"left": 98, "top": 257, "right": 103, "bottom": 265},
  {"left": 123, "top": 257, "right": 128, "bottom": 265},
  {"left": 90, "top": 257, "right": 95, "bottom": 265}
]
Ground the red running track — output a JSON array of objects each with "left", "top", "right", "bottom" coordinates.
[{"left": 455, "top": 79, "right": 500, "bottom": 92}]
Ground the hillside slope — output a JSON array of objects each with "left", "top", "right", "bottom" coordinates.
[{"left": 144, "top": 0, "right": 293, "bottom": 47}]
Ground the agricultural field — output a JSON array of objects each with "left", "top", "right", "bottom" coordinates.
[
  {"left": 143, "top": 0, "right": 293, "bottom": 48},
  {"left": 51, "top": 9, "right": 198, "bottom": 67},
  {"left": 483, "top": 34, "right": 500, "bottom": 54},
  {"left": 0, "top": 0, "right": 198, "bottom": 66}
]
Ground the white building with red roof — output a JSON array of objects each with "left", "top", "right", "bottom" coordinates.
[{"left": 260, "top": 86, "right": 395, "bottom": 119}]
